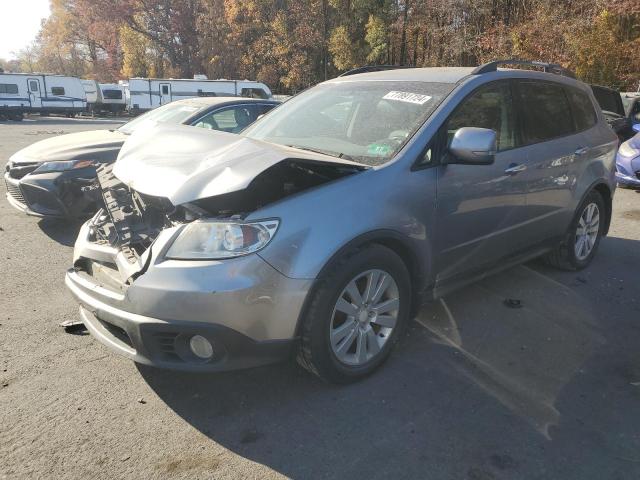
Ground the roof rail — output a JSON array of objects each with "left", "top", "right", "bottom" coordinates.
[
  {"left": 472, "top": 59, "right": 576, "bottom": 79},
  {"left": 338, "top": 65, "right": 411, "bottom": 77}
]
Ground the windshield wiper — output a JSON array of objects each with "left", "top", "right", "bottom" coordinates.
[{"left": 284, "top": 144, "right": 353, "bottom": 161}]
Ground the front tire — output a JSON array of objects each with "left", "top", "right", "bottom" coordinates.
[
  {"left": 297, "top": 244, "right": 411, "bottom": 383},
  {"left": 545, "top": 190, "right": 605, "bottom": 270}
]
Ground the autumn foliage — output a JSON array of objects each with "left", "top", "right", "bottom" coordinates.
[{"left": 3, "top": 0, "right": 640, "bottom": 92}]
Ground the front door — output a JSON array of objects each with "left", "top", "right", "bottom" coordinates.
[
  {"left": 27, "top": 78, "right": 42, "bottom": 109},
  {"left": 159, "top": 83, "right": 172, "bottom": 105},
  {"left": 434, "top": 80, "right": 528, "bottom": 283}
]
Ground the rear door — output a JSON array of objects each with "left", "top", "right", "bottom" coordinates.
[
  {"left": 514, "top": 80, "right": 584, "bottom": 244},
  {"left": 27, "top": 77, "right": 42, "bottom": 109},
  {"left": 159, "top": 83, "right": 172, "bottom": 105},
  {"left": 434, "top": 80, "right": 529, "bottom": 282}
]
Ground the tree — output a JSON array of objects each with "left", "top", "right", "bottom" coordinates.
[{"left": 20, "top": 0, "right": 640, "bottom": 92}]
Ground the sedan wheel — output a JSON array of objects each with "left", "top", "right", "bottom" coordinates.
[{"left": 329, "top": 269, "right": 399, "bottom": 366}]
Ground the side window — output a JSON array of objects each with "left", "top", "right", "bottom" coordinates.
[
  {"left": 257, "top": 104, "right": 276, "bottom": 115},
  {"left": 28, "top": 81, "right": 38, "bottom": 92},
  {"left": 194, "top": 106, "right": 258, "bottom": 133},
  {"left": 0, "top": 84, "right": 19, "bottom": 94},
  {"left": 51, "top": 86, "right": 65, "bottom": 96},
  {"left": 517, "top": 81, "right": 574, "bottom": 143},
  {"left": 632, "top": 100, "right": 640, "bottom": 122},
  {"left": 446, "top": 81, "right": 517, "bottom": 152},
  {"left": 566, "top": 87, "right": 597, "bottom": 131},
  {"left": 161, "top": 85, "right": 169, "bottom": 95}
]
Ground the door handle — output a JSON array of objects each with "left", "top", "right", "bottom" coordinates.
[
  {"left": 574, "top": 147, "right": 589, "bottom": 156},
  {"left": 504, "top": 163, "right": 527, "bottom": 175}
]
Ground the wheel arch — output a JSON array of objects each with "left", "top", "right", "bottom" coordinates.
[
  {"left": 292, "top": 230, "right": 429, "bottom": 338},
  {"left": 589, "top": 181, "right": 613, "bottom": 236}
]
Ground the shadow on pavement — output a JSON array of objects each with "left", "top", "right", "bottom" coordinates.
[
  {"left": 138, "top": 237, "right": 640, "bottom": 478},
  {"left": 37, "top": 218, "right": 82, "bottom": 247}
]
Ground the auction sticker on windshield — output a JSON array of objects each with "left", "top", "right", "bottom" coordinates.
[{"left": 383, "top": 91, "right": 432, "bottom": 105}]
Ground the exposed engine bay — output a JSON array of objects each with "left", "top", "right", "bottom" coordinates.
[{"left": 87, "top": 159, "right": 364, "bottom": 263}]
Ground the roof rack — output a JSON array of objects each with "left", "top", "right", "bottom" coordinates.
[
  {"left": 338, "top": 65, "right": 411, "bottom": 77},
  {"left": 472, "top": 59, "right": 576, "bottom": 79}
]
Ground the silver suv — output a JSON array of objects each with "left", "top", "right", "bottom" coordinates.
[{"left": 66, "top": 60, "right": 617, "bottom": 383}]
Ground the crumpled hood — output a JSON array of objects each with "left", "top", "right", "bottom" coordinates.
[
  {"left": 10, "top": 129, "right": 127, "bottom": 164},
  {"left": 113, "top": 123, "right": 364, "bottom": 205}
]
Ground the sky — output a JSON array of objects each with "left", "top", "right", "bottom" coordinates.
[{"left": 0, "top": 0, "right": 51, "bottom": 60}]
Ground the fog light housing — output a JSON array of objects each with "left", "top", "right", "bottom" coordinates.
[{"left": 189, "top": 335, "right": 214, "bottom": 359}]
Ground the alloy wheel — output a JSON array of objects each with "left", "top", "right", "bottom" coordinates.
[
  {"left": 575, "top": 202, "right": 600, "bottom": 261},
  {"left": 329, "top": 269, "right": 400, "bottom": 366}
]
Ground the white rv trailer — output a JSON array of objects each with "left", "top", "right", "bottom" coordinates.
[
  {"left": 97, "top": 83, "right": 127, "bottom": 113},
  {"left": 80, "top": 79, "right": 100, "bottom": 112},
  {"left": 80, "top": 79, "right": 99, "bottom": 104},
  {"left": 127, "top": 77, "right": 272, "bottom": 113},
  {"left": 0, "top": 73, "right": 86, "bottom": 119}
]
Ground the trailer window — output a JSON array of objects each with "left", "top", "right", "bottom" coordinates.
[
  {"left": 241, "top": 88, "right": 268, "bottom": 99},
  {"left": 102, "top": 89, "right": 123, "bottom": 100},
  {"left": 0, "top": 84, "right": 19, "bottom": 94},
  {"left": 51, "top": 87, "right": 65, "bottom": 96},
  {"left": 28, "top": 80, "right": 39, "bottom": 92}
]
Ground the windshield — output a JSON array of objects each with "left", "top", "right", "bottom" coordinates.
[
  {"left": 118, "top": 102, "right": 202, "bottom": 135},
  {"left": 243, "top": 80, "right": 454, "bottom": 165}
]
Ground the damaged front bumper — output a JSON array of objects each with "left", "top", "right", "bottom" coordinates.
[
  {"left": 4, "top": 168, "right": 97, "bottom": 219},
  {"left": 67, "top": 219, "right": 312, "bottom": 371}
]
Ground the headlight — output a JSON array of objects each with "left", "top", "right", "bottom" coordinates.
[
  {"left": 618, "top": 141, "right": 638, "bottom": 158},
  {"left": 33, "top": 159, "right": 95, "bottom": 174},
  {"left": 165, "top": 219, "right": 279, "bottom": 260}
]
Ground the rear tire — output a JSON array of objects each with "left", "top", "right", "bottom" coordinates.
[
  {"left": 297, "top": 244, "right": 411, "bottom": 383},
  {"left": 544, "top": 190, "right": 605, "bottom": 270}
]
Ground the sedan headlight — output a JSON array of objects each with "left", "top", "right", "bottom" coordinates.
[
  {"left": 33, "top": 159, "right": 95, "bottom": 174},
  {"left": 618, "top": 141, "right": 638, "bottom": 158},
  {"left": 166, "top": 219, "right": 279, "bottom": 260}
]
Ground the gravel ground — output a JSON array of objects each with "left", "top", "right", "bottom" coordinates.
[{"left": 1, "top": 118, "right": 640, "bottom": 480}]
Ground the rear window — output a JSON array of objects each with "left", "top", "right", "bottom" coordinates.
[
  {"left": 51, "top": 87, "right": 65, "bottom": 96},
  {"left": 102, "top": 89, "right": 122, "bottom": 100},
  {"left": 517, "top": 81, "right": 575, "bottom": 144},
  {"left": 0, "top": 83, "right": 19, "bottom": 94},
  {"left": 566, "top": 87, "right": 597, "bottom": 131}
]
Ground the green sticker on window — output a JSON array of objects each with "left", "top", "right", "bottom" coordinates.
[{"left": 367, "top": 144, "right": 393, "bottom": 156}]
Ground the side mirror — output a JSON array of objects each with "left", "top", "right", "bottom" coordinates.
[
  {"left": 632, "top": 123, "right": 640, "bottom": 133},
  {"left": 448, "top": 127, "right": 497, "bottom": 165}
]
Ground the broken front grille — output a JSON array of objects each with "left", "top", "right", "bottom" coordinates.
[
  {"left": 5, "top": 179, "right": 26, "bottom": 205},
  {"left": 91, "top": 163, "right": 175, "bottom": 262}
]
